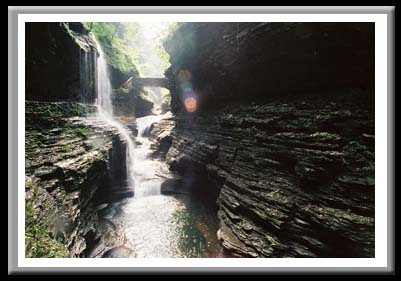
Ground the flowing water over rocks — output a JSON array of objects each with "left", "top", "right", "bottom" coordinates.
[
  {"left": 96, "top": 110, "right": 220, "bottom": 258},
  {"left": 94, "top": 41, "right": 220, "bottom": 258},
  {"left": 24, "top": 22, "right": 375, "bottom": 259}
]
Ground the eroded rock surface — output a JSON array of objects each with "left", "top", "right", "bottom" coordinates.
[
  {"left": 151, "top": 22, "right": 375, "bottom": 257},
  {"left": 151, "top": 96, "right": 374, "bottom": 257},
  {"left": 25, "top": 101, "right": 130, "bottom": 257}
]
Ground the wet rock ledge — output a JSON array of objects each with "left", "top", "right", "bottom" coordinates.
[{"left": 25, "top": 101, "right": 130, "bottom": 257}]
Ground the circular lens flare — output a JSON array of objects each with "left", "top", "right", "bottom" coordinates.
[
  {"left": 178, "top": 70, "right": 191, "bottom": 82},
  {"left": 184, "top": 96, "right": 197, "bottom": 113}
]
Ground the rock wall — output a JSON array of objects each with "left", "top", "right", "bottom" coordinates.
[
  {"left": 165, "top": 23, "right": 374, "bottom": 112},
  {"left": 153, "top": 22, "right": 375, "bottom": 257},
  {"left": 25, "top": 21, "right": 154, "bottom": 117},
  {"left": 25, "top": 101, "right": 130, "bottom": 257},
  {"left": 26, "top": 22, "right": 98, "bottom": 103},
  {"left": 111, "top": 86, "right": 154, "bottom": 118}
]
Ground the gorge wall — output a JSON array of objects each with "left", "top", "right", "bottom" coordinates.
[
  {"left": 26, "top": 22, "right": 153, "bottom": 117},
  {"left": 152, "top": 22, "right": 375, "bottom": 257},
  {"left": 25, "top": 101, "right": 132, "bottom": 257},
  {"left": 26, "top": 22, "right": 98, "bottom": 103},
  {"left": 25, "top": 23, "right": 135, "bottom": 257}
]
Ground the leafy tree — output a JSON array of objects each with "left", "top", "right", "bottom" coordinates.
[{"left": 83, "top": 22, "right": 177, "bottom": 78}]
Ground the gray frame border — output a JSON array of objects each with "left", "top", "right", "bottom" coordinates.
[{"left": 8, "top": 6, "right": 395, "bottom": 274}]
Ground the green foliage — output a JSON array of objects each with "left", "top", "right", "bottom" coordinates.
[
  {"left": 25, "top": 221, "right": 68, "bottom": 258},
  {"left": 25, "top": 184, "right": 69, "bottom": 258},
  {"left": 61, "top": 145, "right": 72, "bottom": 153},
  {"left": 161, "top": 88, "right": 172, "bottom": 105},
  {"left": 83, "top": 22, "right": 135, "bottom": 74},
  {"left": 83, "top": 22, "right": 178, "bottom": 77},
  {"left": 64, "top": 126, "right": 92, "bottom": 138}
]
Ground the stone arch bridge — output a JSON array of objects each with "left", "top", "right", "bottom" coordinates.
[{"left": 119, "top": 77, "right": 170, "bottom": 89}]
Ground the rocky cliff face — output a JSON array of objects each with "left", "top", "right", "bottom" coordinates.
[
  {"left": 165, "top": 23, "right": 374, "bottom": 112},
  {"left": 111, "top": 86, "right": 154, "bottom": 118},
  {"left": 25, "top": 21, "right": 154, "bottom": 115},
  {"left": 26, "top": 22, "right": 98, "bottom": 103},
  {"left": 25, "top": 101, "right": 131, "bottom": 257},
  {"left": 151, "top": 22, "right": 375, "bottom": 257}
]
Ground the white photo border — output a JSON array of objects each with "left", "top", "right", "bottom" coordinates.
[{"left": 9, "top": 7, "right": 393, "bottom": 273}]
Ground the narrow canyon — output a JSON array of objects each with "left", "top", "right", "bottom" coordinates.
[{"left": 25, "top": 22, "right": 374, "bottom": 258}]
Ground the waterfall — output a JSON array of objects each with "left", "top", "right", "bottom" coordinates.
[
  {"left": 90, "top": 32, "right": 213, "bottom": 259},
  {"left": 94, "top": 37, "right": 174, "bottom": 198},
  {"left": 94, "top": 39, "right": 136, "bottom": 189}
]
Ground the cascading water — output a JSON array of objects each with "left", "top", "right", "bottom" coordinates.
[
  {"left": 93, "top": 38, "right": 219, "bottom": 258},
  {"left": 96, "top": 38, "right": 171, "bottom": 194},
  {"left": 131, "top": 114, "right": 172, "bottom": 197},
  {"left": 95, "top": 40, "right": 136, "bottom": 189}
]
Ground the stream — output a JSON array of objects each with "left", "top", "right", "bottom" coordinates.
[{"left": 94, "top": 40, "right": 220, "bottom": 258}]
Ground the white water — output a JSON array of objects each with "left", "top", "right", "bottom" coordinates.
[
  {"left": 95, "top": 41, "right": 137, "bottom": 189},
  {"left": 94, "top": 40, "right": 213, "bottom": 258},
  {"left": 96, "top": 39, "right": 172, "bottom": 194},
  {"left": 134, "top": 114, "right": 172, "bottom": 196}
]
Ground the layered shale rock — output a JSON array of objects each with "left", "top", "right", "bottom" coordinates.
[
  {"left": 152, "top": 22, "right": 375, "bottom": 257},
  {"left": 25, "top": 101, "right": 131, "bottom": 257}
]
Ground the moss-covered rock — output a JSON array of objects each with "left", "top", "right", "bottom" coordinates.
[{"left": 25, "top": 101, "right": 130, "bottom": 257}]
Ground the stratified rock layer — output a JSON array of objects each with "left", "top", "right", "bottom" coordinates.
[
  {"left": 155, "top": 22, "right": 375, "bottom": 257},
  {"left": 25, "top": 101, "right": 129, "bottom": 257},
  {"left": 152, "top": 94, "right": 374, "bottom": 258}
]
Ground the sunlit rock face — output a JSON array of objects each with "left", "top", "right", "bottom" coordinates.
[
  {"left": 26, "top": 23, "right": 98, "bottom": 103},
  {"left": 156, "top": 22, "right": 375, "bottom": 257}
]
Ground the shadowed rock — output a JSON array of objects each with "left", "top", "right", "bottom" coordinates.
[{"left": 156, "top": 22, "right": 375, "bottom": 258}]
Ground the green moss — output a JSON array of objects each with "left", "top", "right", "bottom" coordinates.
[
  {"left": 25, "top": 222, "right": 68, "bottom": 258},
  {"left": 61, "top": 145, "right": 72, "bottom": 153},
  {"left": 76, "top": 127, "right": 92, "bottom": 138},
  {"left": 25, "top": 184, "right": 69, "bottom": 258},
  {"left": 87, "top": 22, "right": 135, "bottom": 74},
  {"left": 45, "top": 108, "right": 62, "bottom": 118},
  {"left": 25, "top": 129, "right": 42, "bottom": 161},
  {"left": 64, "top": 126, "right": 92, "bottom": 138}
]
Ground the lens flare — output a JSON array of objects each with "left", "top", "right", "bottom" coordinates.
[
  {"left": 184, "top": 96, "right": 197, "bottom": 113},
  {"left": 180, "top": 82, "right": 192, "bottom": 91},
  {"left": 178, "top": 69, "right": 197, "bottom": 113},
  {"left": 183, "top": 88, "right": 194, "bottom": 95},
  {"left": 178, "top": 69, "right": 191, "bottom": 82}
]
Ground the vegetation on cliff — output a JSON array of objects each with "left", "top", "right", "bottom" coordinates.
[
  {"left": 23, "top": 21, "right": 375, "bottom": 259},
  {"left": 83, "top": 22, "right": 176, "bottom": 115},
  {"left": 25, "top": 178, "right": 69, "bottom": 258},
  {"left": 83, "top": 22, "right": 177, "bottom": 78}
]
